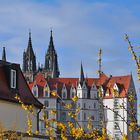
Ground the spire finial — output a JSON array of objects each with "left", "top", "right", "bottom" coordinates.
[
  {"left": 29, "top": 29, "right": 31, "bottom": 38},
  {"left": 2, "top": 47, "right": 6, "bottom": 61},
  {"left": 50, "top": 29, "right": 53, "bottom": 37}
]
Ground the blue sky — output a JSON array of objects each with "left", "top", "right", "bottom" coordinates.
[{"left": 0, "top": 0, "right": 139, "bottom": 93}]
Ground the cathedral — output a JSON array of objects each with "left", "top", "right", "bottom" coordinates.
[{"left": 22, "top": 30, "right": 60, "bottom": 82}]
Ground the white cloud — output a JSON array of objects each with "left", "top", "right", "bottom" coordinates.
[{"left": 0, "top": 0, "right": 139, "bottom": 91}]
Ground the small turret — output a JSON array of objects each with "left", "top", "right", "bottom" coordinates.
[
  {"left": 79, "top": 63, "right": 85, "bottom": 86},
  {"left": 2, "top": 47, "right": 6, "bottom": 61}
]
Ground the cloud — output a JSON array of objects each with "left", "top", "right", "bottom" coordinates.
[{"left": 0, "top": 0, "right": 139, "bottom": 90}]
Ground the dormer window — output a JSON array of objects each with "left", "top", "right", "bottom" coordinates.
[
  {"left": 62, "top": 91, "right": 66, "bottom": 99},
  {"left": 62, "top": 84, "right": 67, "bottom": 99},
  {"left": 32, "top": 84, "right": 38, "bottom": 97},
  {"left": 11, "top": 69, "right": 16, "bottom": 89},
  {"left": 44, "top": 86, "right": 50, "bottom": 97}
]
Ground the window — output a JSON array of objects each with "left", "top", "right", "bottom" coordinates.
[
  {"left": 78, "top": 113, "right": 80, "bottom": 120},
  {"left": 83, "top": 103, "right": 86, "bottom": 109},
  {"left": 84, "top": 113, "right": 86, "bottom": 120},
  {"left": 91, "top": 115, "right": 94, "bottom": 120},
  {"left": 33, "top": 88, "right": 37, "bottom": 97},
  {"left": 77, "top": 103, "right": 80, "bottom": 108},
  {"left": 45, "top": 90, "right": 48, "bottom": 97},
  {"left": 11, "top": 69, "right": 16, "bottom": 88},
  {"left": 71, "top": 92, "right": 75, "bottom": 98},
  {"left": 94, "top": 103, "right": 96, "bottom": 108},
  {"left": 44, "top": 87, "right": 49, "bottom": 97},
  {"left": 40, "top": 121, "right": 44, "bottom": 129},
  {"left": 44, "top": 100, "right": 49, "bottom": 107},
  {"left": 61, "top": 112, "right": 66, "bottom": 121}
]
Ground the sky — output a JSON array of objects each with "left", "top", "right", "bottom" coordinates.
[{"left": 0, "top": 0, "right": 139, "bottom": 93}]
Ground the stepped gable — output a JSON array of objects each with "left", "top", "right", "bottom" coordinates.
[{"left": 0, "top": 60, "right": 43, "bottom": 108}]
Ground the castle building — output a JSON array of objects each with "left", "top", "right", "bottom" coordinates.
[{"left": 21, "top": 30, "right": 138, "bottom": 139}]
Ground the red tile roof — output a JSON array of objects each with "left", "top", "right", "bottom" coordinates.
[
  {"left": 28, "top": 72, "right": 132, "bottom": 99},
  {"left": 0, "top": 60, "right": 43, "bottom": 108}
]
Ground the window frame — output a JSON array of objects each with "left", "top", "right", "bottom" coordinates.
[{"left": 11, "top": 69, "right": 16, "bottom": 89}]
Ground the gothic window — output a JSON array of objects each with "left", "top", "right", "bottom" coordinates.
[
  {"left": 11, "top": 69, "right": 16, "bottom": 89},
  {"left": 27, "top": 61, "right": 30, "bottom": 71},
  {"left": 48, "top": 59, "right": 51, "bottom": 70},
  {"left": 30, "top": 61, "right": 32, "bottom": 71}
]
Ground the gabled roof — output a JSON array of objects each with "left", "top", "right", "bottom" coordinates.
[
  {"left": 0, "top": 60, "right": 43, "bottom": 108},
  {"left": 28, "top": 72, "right": 132, "bottom": 99}
]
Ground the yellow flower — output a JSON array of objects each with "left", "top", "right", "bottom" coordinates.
[
  {"left": 122, "top": 134, "right": 128, "bottom": 140},
  {"left": 72, "top": 95, "right": 78, "bottom": 102},
  {"left": 51, "top": 91, "right": 57, "bottom": 97},
  {"left": 51, "top": 109, "right": 57, "bottom": 115},
  {"left": 64, "top": 104, "right": 72, "bottom": 109}
]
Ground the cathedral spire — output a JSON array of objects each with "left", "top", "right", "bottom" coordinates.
[
  {"left": 22, "top": 31, "right": 36, "bottom": 74},
  {"left": 2, "top": 47, "right": 6, "bottom": 61},
  {"left": 48, "top": 30, "right": 55, "bottom": 51},
  {"left": 79, "top": 63, "right": 85, "bottom": 84},
  {"left": 44, "top": 30, "right": 60, "bottom": 78},
  {"left": 27, "top": 31, "right": 33, "bottom": 50}
]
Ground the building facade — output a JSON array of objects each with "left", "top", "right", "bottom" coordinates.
[
  {"left": 0, "top": 60, "right": 43, "bottom": 134},
  {"left": 22, "top": 31, "right": 137, "bottom": 139}
]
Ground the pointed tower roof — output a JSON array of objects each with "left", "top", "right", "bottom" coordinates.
[
  {"left": 2, "top": 47, "right": 6, "bottom": 61},
  {"left": 79, "top": 63, "right": 85, "bottom": 84},
  {"left": 48, "top": 30, "right": 55, "bottom": 51},
  {"left": 27, "top": 31, "right": 34, "bottom": 53}
]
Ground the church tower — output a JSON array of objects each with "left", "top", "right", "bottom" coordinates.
[
  {"left": 23, "top": 31, "right": 36, "bottom": 82},
  {"left": 44, "top": 30, "right": 60, "bottom": 78}
]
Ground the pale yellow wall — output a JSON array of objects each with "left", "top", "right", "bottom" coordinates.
[{"left": 0, "top": 100, "right": 38, "bottom": 133}]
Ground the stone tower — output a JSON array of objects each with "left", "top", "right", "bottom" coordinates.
[
  {"left": 23, "top": 32, "right": 36, "bottom": 82},
  {"left": 22, "top": 30, "right": 60, "bottom": 81},
  {"left": 44, "top": 30, "right": 60, "bottom": 78}
]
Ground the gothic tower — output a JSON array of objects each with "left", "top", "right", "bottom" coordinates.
[
  {"left": 23, "top": 32, "right": 36, "bottom": 82},
  {"left": 44, "top": 30, "right": 60, "bottom": 78}
]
